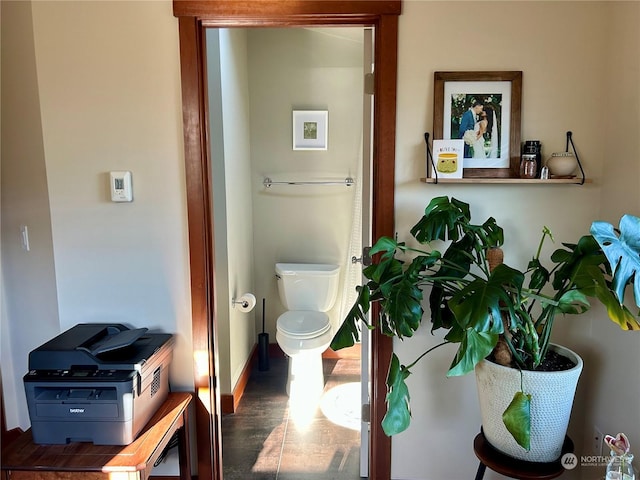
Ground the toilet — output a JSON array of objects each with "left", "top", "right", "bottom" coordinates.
[{"left": 275, "top": 263, "right": 340, "bottom": 399}]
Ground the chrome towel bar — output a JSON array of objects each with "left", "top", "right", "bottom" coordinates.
[{"left": 263, "top": 177, "right": 354, "bottom": 188}]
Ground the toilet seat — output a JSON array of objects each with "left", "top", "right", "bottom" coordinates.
[{"left": 276, "top": 311, "right": 331, "bottom": 339}]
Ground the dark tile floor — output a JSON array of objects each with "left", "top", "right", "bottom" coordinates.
[{"left": 221, "top": 354, "right": 363, "bottom": 480}]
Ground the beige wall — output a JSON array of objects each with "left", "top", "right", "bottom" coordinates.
[
  {"left": 1, "top": 1, "right": 638, "bottom": 479},
  {"left": 392, "top": 2, "right": 639, "bottom": 479},
  {"left": 1, "top": 0, "right": 194, "bottom": 434},
  {"left": 1, "top": 0, "right": 60, "bottom": 428}
]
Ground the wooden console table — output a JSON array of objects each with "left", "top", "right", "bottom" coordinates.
[{"left": 1, "top": 392, "right": 192, "bottom": 480}]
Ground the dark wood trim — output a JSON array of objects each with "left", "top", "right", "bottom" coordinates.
[
  {"left": 174, "top": 2, "right": 401, "bottom": 479},
  {"left": 177, "top": 15, "right": 222, "bottom": 480},
  {"left": 368, "top": 13, "right": 398, "bottom": 480},
  {"left": 174, "top": 0, "right": 401, "bottom": 18}
]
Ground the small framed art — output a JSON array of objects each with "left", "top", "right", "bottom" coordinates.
[{"left": 293, "top": 110, "right": 328, "bottom": 150}]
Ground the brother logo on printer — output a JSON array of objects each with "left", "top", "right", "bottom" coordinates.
[{"left": 69, "top": 408, "right": 85, "bottom": 414}]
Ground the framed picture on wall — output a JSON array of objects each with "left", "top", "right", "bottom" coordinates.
[
  {"left": 293, "top": 110, "right": 328, "bottom": 150},
  {"left": 432, "top": 71, "right": 522, "bottom": 178}
]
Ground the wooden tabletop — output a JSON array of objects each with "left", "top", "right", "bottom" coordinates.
[{"left": 1, "top": 392, "right": 192, "bottom": 474}]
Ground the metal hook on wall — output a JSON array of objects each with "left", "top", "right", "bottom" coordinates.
[
  {"left": 425, "top": 132, "right": 438, "bottom": 184},
  {"left": 565, "top": 131, "right": 586, "bottom": 185}
]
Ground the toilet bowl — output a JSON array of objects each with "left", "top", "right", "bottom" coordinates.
[
  {"left": 276, "top": 311, "right": 333, "bottom": 397},
  {"left": 275, "top": 263, "right": 340, "bottom": 399}
]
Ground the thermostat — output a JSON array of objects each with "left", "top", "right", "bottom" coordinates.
[{"left": 110, "top": 171, "right": 133, "bottom": 202}]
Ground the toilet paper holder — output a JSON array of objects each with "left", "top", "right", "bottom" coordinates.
[{"left": 232, "top": 293, "right": 256, "bottom": 312}]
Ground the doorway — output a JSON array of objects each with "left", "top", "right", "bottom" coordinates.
[
  {"left": 207, "top": 25, "right": 371, "bottom": 479},
  {"left": 174, "top": 2, "right": 400, "bottom": 479}
]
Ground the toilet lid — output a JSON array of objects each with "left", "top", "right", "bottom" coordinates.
[{"left": 276, "top": 311, "right": 331, "bottom": 338}]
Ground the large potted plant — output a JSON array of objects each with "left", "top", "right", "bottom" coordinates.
[{"left": 331, "top": 196, "right": 640, "bottom": 461}]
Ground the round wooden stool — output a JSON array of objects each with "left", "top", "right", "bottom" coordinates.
[{"left": 473, "top": 431, "right": 574, "bottom": 480}]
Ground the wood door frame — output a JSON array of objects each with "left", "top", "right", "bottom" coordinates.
[{"left": 173, "top": 2, "right": 400, "bottom": 479}]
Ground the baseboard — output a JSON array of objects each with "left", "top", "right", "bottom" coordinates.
[
  {"left": 150, "top": 476, "right": 196, "bottom": 480},
  {"left": 323, "top": 343, "right": 361, "bottom": 359},
  {"left": 221, "top": 343, "right": 285, "bottom": 413},
  {"left": 221, "top": 345, "right": 258, "bottom": 414}
]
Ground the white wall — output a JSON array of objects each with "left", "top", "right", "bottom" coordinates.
[
  {"left": 208, "top": 28, "right": 257, "bottom": 394},
  {"left": 1, "top": 0, "right": 193, "bottom": 430},
  {"left": 220, "top": 29, "right": 258, "bottom": 390},
  {"left": 1, "top": 0, "right": 61, "bottom": 428},
  {"left": 247, "top": 28, "right": 364, "bottom": 338},
  {"left": 1, "top": 2, "right": 638, "bottom": 479},
  {"left": 391, "top": 2, "right": 639, "bottom": 479}
]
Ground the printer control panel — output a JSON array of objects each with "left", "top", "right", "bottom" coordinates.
[{"left": 26, "top": 369, "right": 135, "bottom": 381}]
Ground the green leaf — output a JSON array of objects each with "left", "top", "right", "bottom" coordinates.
[
  {"left": 554, "top": 289, "right": 590, "bottom": 315},
  {"left": 592, "top": 281, "right": 640, "bottom": 330},
  {"left": 330, "top": 285, "right": 370, "bottom": 350},
  {"left": 429, "top": 284, "right": 456, "bottom": 331},
  {"left": 366, "top": 255, "right": 403, "bottom": 285},
  {"left": 527, "top": 258, "right": 549, "bottom": 290},
  {"left": 370, "top": 236, "right": 403, "bottom": 257},
  {"left": 466, "top": 217, "right": 504, "bottom": 251},
  {"left": 410, "top": 196, "right": 471, "bottom": 243},
  {"left": 551, "top": 235, "right": 603, "bottom": 292},
  {"left": 591, "top": 215, "right": 640, "bottom": 308},
  {"left": 448, "top": 263, "right": 522, "bottom": 333},
  {"left": 381, "top": 276, "right": 424, "bottom": 338},
  {"left": 502, "top": 391, "right": 531, "bottom": 450},
  {"left": 446, "top": 329, "right": 498, "bottom": 377},
  {"left": 382, "top": 354, "right": 412, "bottom": 435},
  {"left": 438, "top": 233, "right": 475, "bottom": 279}
]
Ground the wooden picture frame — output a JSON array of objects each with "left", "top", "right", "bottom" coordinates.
[
  {"left": 432, "top": 71, "right": 522, "bottom": 179},
  {"left": 293, "top": 110, "right": 328, "bottom": 150}
]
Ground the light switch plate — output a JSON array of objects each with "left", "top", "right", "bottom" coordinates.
[{"left": 110, "top": 171, "right": 133, "bottom": 202}]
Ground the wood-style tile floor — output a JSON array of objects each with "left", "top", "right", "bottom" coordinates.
[{"left": 221, "top": 354, "right": 363, "bottom": 479}]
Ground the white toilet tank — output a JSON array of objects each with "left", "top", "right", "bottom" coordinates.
[{"left": 275, "top": 263, "right": 340, "bottom": 312}]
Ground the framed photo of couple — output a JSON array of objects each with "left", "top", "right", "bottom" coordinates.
[{"left": 432, "top": 71, "right": 522, "bottom": 179}]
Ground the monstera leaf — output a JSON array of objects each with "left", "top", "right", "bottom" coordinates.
[
  {"left": 382, "top": 354, "right": 412, "bottom": 435},
  {"left": 410, "top": 196, "right": 471, "bottom": 243},
  {"left": 591, "top": 214, "right": 640, "bottom": 310},
  {"left": 330, "top": 285, "right": 370, "bottom": 350},
  {"left": 503, "top": 391, "right": 532, "bottom": 450}
]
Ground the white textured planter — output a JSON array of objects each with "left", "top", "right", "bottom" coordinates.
[{"left": 475, "top": 344, "right": 583, "bottom": 462}]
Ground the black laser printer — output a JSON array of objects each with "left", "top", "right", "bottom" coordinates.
[{"left": 23, "top": 323, "right": 174, "bottom": 445}]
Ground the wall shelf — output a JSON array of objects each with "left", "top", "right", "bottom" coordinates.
[
  {"left": 420, "top": 177, "right": 591, "bottom": 185},
  {"left": 422, "top": 132, "right": 589, "bottom": 185}
]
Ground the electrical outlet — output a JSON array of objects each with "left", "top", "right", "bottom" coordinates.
[{"left": 593, "top": 426, "right": 604, "bottom": 454}]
